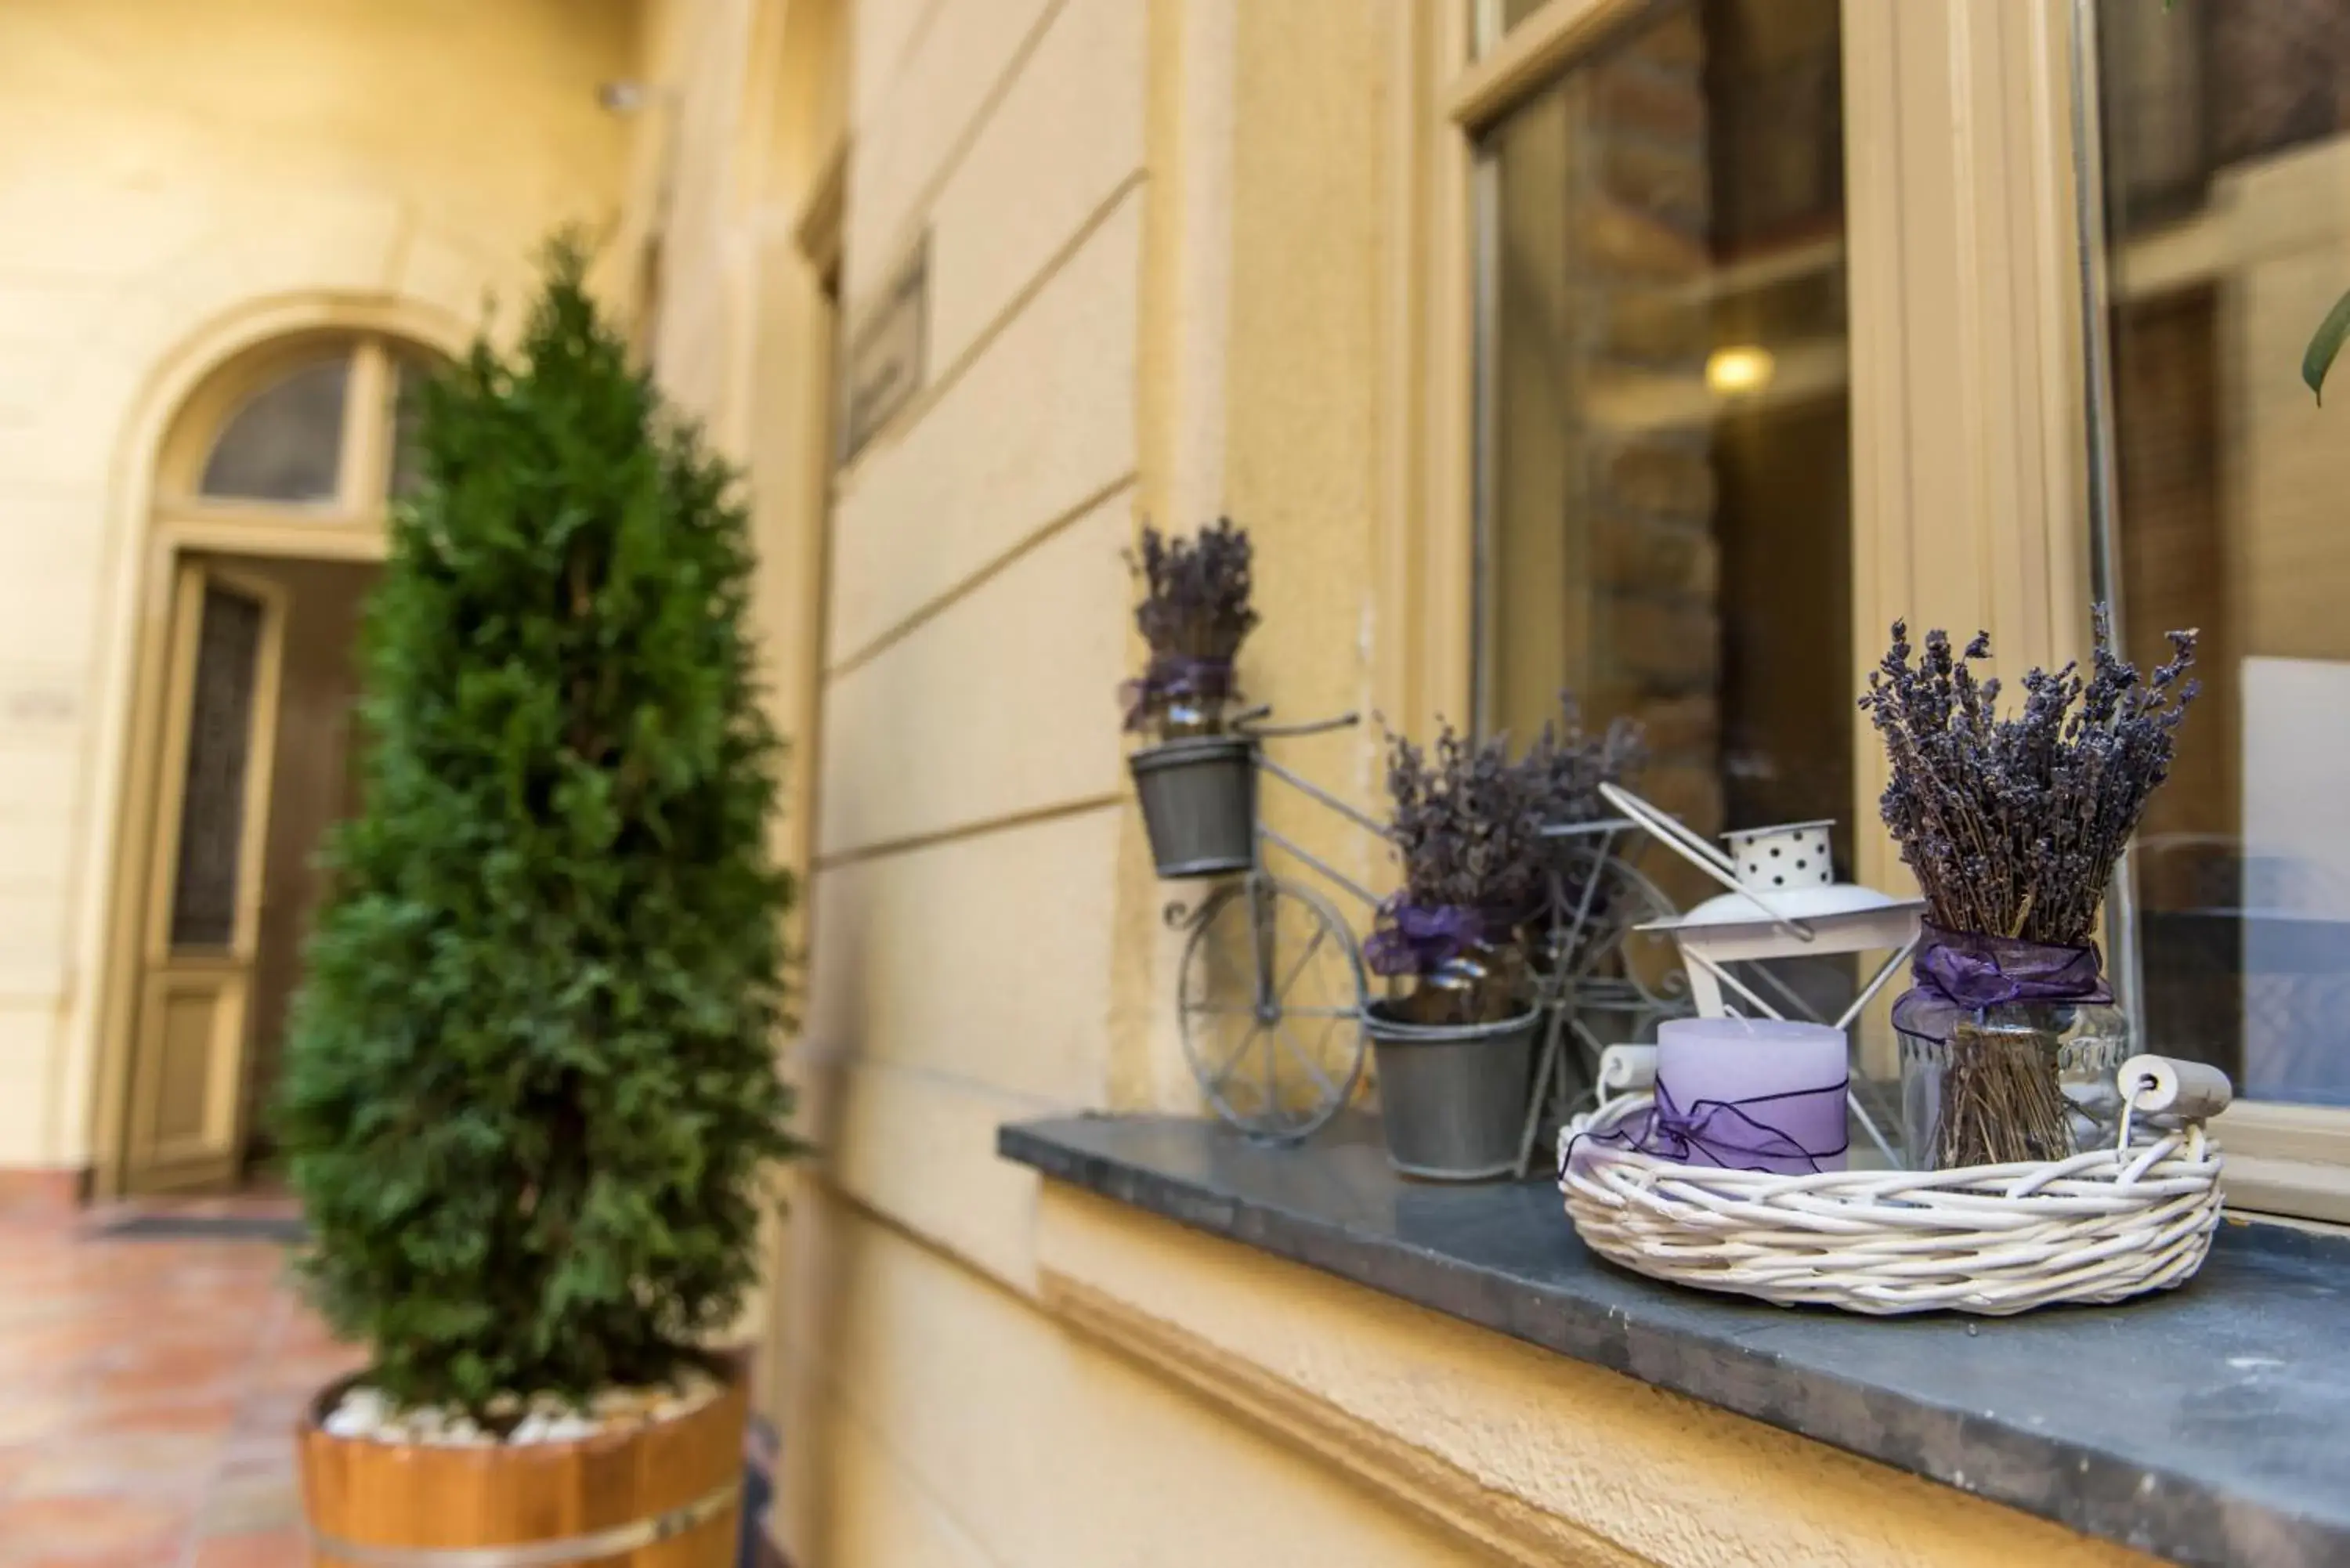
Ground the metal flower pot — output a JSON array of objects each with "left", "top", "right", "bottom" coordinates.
[
  {"left": 1130, "top": 735, "right": 1256, "bottom": 878},
  {"left": 1365, "top": 1002, "right": 1542, "bottom": 1181}
]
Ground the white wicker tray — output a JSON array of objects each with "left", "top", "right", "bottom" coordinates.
[{"left": 1558, "top": 1053, "right": 2229, "bottom": 1316}]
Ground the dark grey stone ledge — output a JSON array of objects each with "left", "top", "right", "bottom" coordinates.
[{"left": 1000, "top": 1112, "right": 2350, "bottom": 1568}]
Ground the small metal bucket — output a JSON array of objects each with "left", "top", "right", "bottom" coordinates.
[
  {"left": 1366, "top": 1003, "right": 1542, "bottom": 1181},
  {"left": 1130, "top": 735, "right": 1256, "bottom": 878}
]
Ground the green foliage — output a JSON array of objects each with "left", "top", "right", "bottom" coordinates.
[
  {"left": 2150, "top": 0, "right": 2345, "bottom": 403},
  {"left": 276, "top": 236, "right": 804, "bottom": 1413},
  {"left": 2303, "top": 288, "right": 2350, "bottom": 404}
]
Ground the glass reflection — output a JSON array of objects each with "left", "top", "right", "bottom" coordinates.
[
  {"left": 1473, "top": 0, "right": 1852, "bottom": 909},
  {"left": 2099, "top": 0, "right": 2350, "bottom": 1104}
]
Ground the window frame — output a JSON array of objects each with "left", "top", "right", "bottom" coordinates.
[
  {"left": 154, "top": 334, "right": 418, "bottom": 556},
  {"left": 1395, "top": 0, "right": 2349, "bottom": 1222}
]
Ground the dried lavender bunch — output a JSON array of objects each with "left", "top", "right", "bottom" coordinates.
[
  {"left": 1518, "top": 696, "right": 1644, "bottom": 970},
  {"left": 1522, "top": 695, "right": 1646, "bottom": 839},
  {"left": 1129, "top": 518, "right": 1257, "bottom": 667},
  {"left": 1383, "top": 723, "right": 1550, "bottom": 926},
  {"left": 1860, "top": 611, "right": 2197, "bottom": 945}
]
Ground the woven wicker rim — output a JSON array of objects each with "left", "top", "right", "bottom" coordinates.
[{"left": 1557, "top": 1089, "right": 2226, "bottom": 1315}]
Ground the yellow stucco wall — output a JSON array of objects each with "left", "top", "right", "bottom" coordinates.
[
  {"left": 656, "top": 1, "right": 2165, "bottom": 1564},
  {"left": 0, "top": 0, "right": 638, "bottom": 1176},
  {"left": 565, "top": 0, "right": 2181, "bottom": 1563},
  {"left": 6, "top": 0, "right": 2182, "bottom": 1559}
]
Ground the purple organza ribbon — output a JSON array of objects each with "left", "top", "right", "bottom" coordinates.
[
  {"left": 1119, "top": 655, "right": 1235, "bottom": 732},
  {"left": 1362, "top": 898, "right": 1485, "bottom": 977},
  {"left": 1565, "top": 1077, "right": 1848, "bottom": 1176},
  {"left": 1890, "top": 922, "right": 2112, "bottom": 1047}
]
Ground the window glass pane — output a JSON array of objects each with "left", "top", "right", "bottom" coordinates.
[
  {"left": 200, "top": 357, "right": 349, "bottom": 504},
  {"left": 1473, "top": 0, "right": 1852, "bottom": 918},
  {"left": 2096, "top": 0, "right": 2350, "bottom": 1107},
  {"left": 389, "top": 355, "right": 429, "bottom": 502}
]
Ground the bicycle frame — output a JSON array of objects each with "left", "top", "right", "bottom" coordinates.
[
  {"left": 1243, "top": 724, "right": 1387, "bottom": 913},
  {"left": 1163, "top": 704, "right": 1689, "bottom": 1163}
]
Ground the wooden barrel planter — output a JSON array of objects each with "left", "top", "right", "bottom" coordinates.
[{"left": 298, "top": 1370, "right": 748, "bottom": 1567}]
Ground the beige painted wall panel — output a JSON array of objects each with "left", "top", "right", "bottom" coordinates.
[
  {"left": 0, "top": 492, "right": 107, "bottom": 582},
  {"left": 816, "top": 491, "right": 1128, "bottom": 857},
  {"left": 644, "top": 0, "right": 759, "bottom": 440},
  {"left": 0, "top": 283, "right": 124, "bottom": 426},
  {"left": 798, "top": 1382, "right": 1001, "bottom": 1568},
  {"left": 0, "top": 742, "right": 90, "bottom": 836},
  {"left": 843, "top": 0, "right": 1060, "bottom": 309},
  {"left": 827, "top": 192, "right": 1141, "bottom": 667},
  {"left": 0, "top": 894, "right": 70, "bottom": 993},
  {"left": 924, "top": 0, "right": 1146, "bottom": 374},
  {"left": 819, "top": 1055, "right": 1044, "bottom": 1295},
  {"left": 1039, "top": 1189, "right": 2160, "bottom": 1568},
  {"left": 846, "top": 0, "right": 936, "bottom": 147},
  {"left": 0, "top": 555, "right": 105, "bottom": 668},
  {"left": 0, "top": 1, "right": 631, "bottom": 253},
  {"left": 789, "top": 1199, "right": 1498, "bottom": 1568},
  {"left": 804, "top": 805, "right": 1116, "bottom": 1105},
  {"left": 0, "top": 1028, "right": 57, "bottom": 1155},
  {"left": 0, "top": 672, "right": 94, "bottom": 786},
  {"left": 0, "top": 814, "right": 81, "bottom": 904},
  {"left": 0, "top": 190, "right": 215, "bottom": 285},
  {"left": 393, "top": 233, "right": 528, "bottom": 345},
  {"left": 0, "top": 363, "right": 144, "bottom": 493}
]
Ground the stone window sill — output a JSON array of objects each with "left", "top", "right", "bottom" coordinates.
[{"left": 1000, "top": 1113, "right": 2350, "bottom": 1568}]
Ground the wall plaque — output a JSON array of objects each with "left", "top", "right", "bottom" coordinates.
[{"left": 841, "top": 234, "right": 928, "bottom": 461}]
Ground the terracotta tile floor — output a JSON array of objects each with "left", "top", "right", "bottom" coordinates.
[{"left": 0, "top": 1198, "right": 360, "bottom": 1568}]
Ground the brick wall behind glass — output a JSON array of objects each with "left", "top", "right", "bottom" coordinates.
[{"left": 1571, "top": 5, "right": 1724, "bottom": 840}]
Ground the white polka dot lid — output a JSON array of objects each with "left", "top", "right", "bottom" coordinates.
[{"left": 1724, "top": 822, "right": 1835, "bottom": 895}]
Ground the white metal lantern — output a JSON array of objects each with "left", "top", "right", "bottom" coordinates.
[{"left": 1600, "top": 783, "right": 1925, "bottom": 1166}]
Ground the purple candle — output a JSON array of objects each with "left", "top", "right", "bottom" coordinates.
[{"left": 1653, "top": 1017, "right": 1849, "bottom": 1174}]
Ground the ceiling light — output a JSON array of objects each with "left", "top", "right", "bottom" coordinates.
[{"left": 1706, "top": 345, "right": 1775, "bottom": 396}]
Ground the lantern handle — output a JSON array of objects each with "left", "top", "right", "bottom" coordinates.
[
  {"left": 1597, "top": 782, "right": 1820, "bottom": 942},
  {"left": 1598, "top": 782, "right": 1745, "bottom": 888}
]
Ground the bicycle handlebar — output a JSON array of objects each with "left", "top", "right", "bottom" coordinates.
[{"left": 1234, "top": 707, "right": 1361, "bottom": 740}]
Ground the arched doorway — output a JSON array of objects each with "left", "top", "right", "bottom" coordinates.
[{"left": 109, "top": 333, "right": 431, "bottom": 1194}]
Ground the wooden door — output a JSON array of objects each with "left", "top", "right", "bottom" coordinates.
[{"left": 123, "top": 560, "right": 287, "bottom": 1194}]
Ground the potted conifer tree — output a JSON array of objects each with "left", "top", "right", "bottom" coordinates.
[{"left": 276, "top": 238, "right": 801, "bottom": 1563}]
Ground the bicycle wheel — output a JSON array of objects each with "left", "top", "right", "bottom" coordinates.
[
  {"left": 1178, "top": 873, "right": 1368, "bottom": 1142},
  {"left": 1525, "top": 848, "right": 1690, "bottom": 1136}
]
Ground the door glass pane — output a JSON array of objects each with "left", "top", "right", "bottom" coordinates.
[
  {"left": 200, "top": 357, "right": 349, "bottom": 504},
  {"left": 1473, "top": 0, "right": 1852, "bottom": 918},
  {"left": 2095, "top": 0, "right": 2350, "bottom": 1107},
  {"left": 169, "top": 583, "right": 265, "bottom": 951}
]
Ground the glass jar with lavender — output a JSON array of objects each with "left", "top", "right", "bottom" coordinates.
[
  {"left": 1894, "top": 926, "right": 2131, "bottom": 1168},
  {"left": 1857, "top": 615, "right": 2200, "bottom": 1172},
  {"left": 1899, "top": 1003, "right": 2133, "bottom": 1168}
]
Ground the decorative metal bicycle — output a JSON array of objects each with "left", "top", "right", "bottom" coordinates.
[
  {"left": 1149, "top": 706, "right": 1381, "bottom": 1144},
  {"left": 1135, "top": 706, "right": 1689, "bottom": 1163}
]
